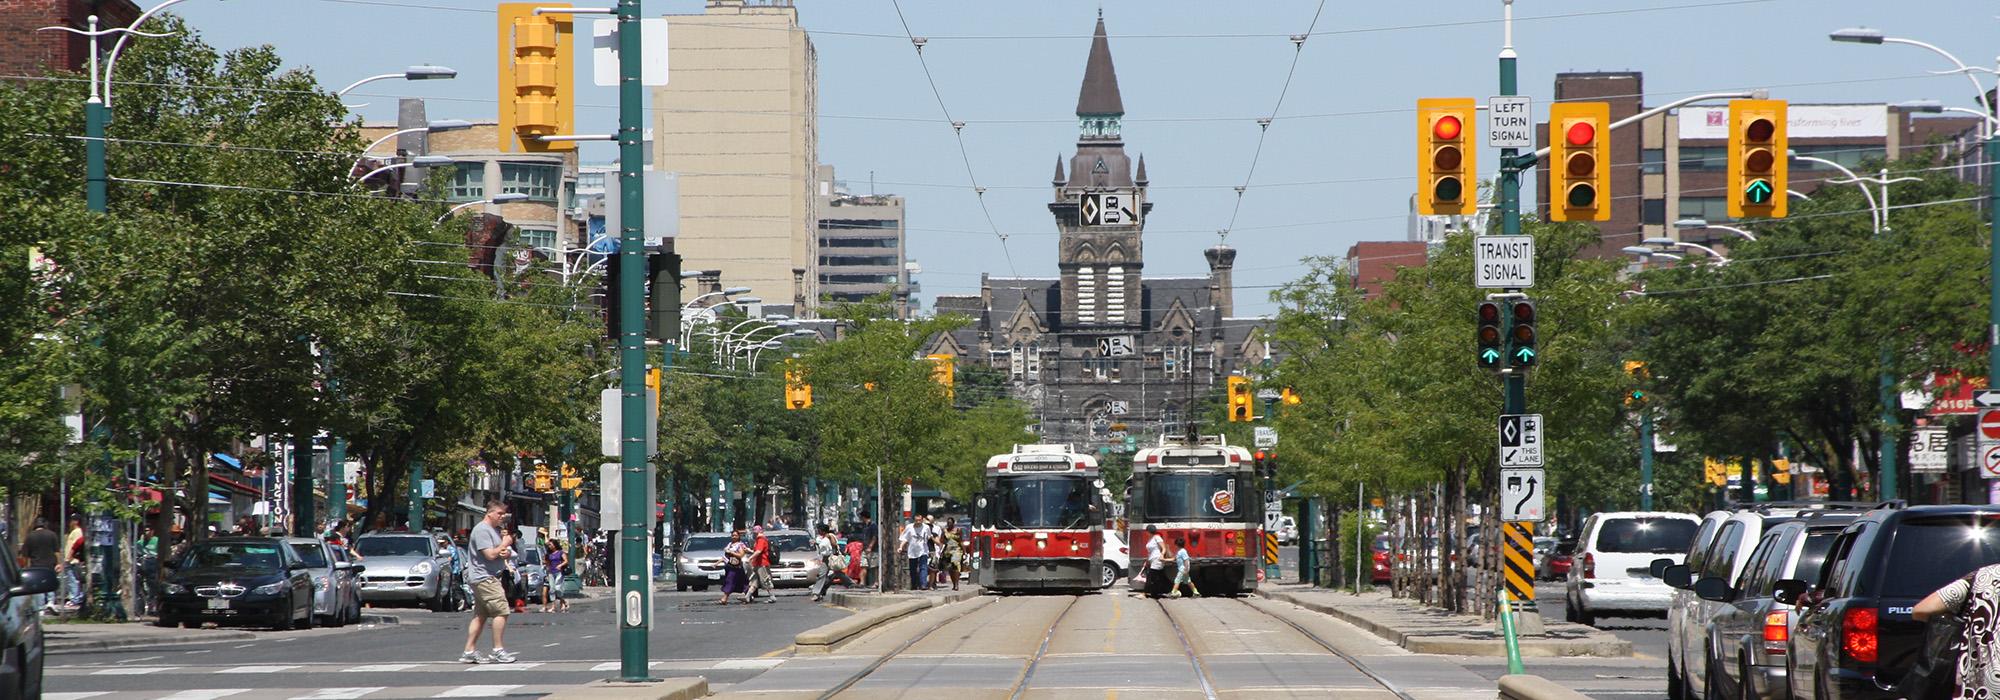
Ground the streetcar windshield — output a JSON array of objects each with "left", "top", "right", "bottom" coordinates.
[
  {"left": 1143, "top": 473, "right": 1240, "bottom": 522},
  {"left": 995, "top": 476, "right": 1094, "bottom": 529}
]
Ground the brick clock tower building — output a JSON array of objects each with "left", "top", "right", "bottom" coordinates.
[{"left": 929, "top": 16, "right": 1268, "bottom": 450}]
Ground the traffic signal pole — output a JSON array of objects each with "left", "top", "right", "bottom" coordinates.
[
  {"left": 613, "top": 0, "right": 653, "bottom": 682},
  {"left": 1495, "top": 0, "right": 1542, "bottom": 638}
]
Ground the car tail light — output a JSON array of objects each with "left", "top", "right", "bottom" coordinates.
[
  {"left": 1842, "top": 608, "right": 1878, "bottom": 663},
  {"left": 1762, "top": 611, "right": 1789, "bottom": 655},
  {"left": 1582, "top": 552, "right": 1596, "bottom": 579}
]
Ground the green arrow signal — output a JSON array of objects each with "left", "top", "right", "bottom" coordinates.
[
  {"left": 1744, "top": 179, "right": 1773, "bottom": 205},
  {"left": 1514, "top": 347, "right": 1537, "bottom": 362},
  {"left": 1480, "top": 348, "right": 1502, "bottom": 365}
]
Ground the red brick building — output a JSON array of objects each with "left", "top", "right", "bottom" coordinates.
[
  {"left": 1, "top": 0, "right": 141, "bottom": 77},
  {"left": 1345, "top": 241, "right": 1428, "bottom": 300}
]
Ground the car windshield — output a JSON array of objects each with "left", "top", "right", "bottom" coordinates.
[
  {"left": 1594, "top": 518, "right": 1699, "bottom": 553},
  {"left": 996, "top": 475, "right": 1094, "bottom": 529},
  {"left": 685, "top": 536, "right": 732, "bottom": 552},
  {"left": 1876, "top": 516, "right": 2000, "bottom": 598},
  {"left": 356, "top": 537, "right": 432, "bottom": 558},
  {"left": 1142, "top": 472, "right": 1239, "bottom": 523},
  {"left": 291, "top": 543, "right": 329, "bottom": 568},
  {"left": 770, "top": 534, "right": 813, "bottom": 551},
  {"left": 182, "top": 542, "right": 284, "bottom": 571},
  {"left": 1372, "top": 535, "right": 1390, "bottom": 552},
  {"left": 520, "top": 549, "right": 544, "bottom": 565}
]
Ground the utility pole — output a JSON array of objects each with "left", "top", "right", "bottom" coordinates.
[
  {"left": 1494, "top": 0, "right": 1543, "bottom": 639},
  {"left": 1639, "top": 410, "right": 1654, "bottom": 511},
  {"left": 611, "top": 0, "right": 653, "bottom": 681}
]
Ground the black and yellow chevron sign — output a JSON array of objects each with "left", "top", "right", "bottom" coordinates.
[{"left": 1503, "top": 522, "right": 1537, "bottom": 606}]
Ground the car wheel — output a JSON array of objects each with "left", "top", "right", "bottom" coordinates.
[
  {"left": 21, "top": 640, "right": 43, "bottom": 700},
  {"left": 156, "top": 615, "right": 179, "bottom": 629},
  {"left": 1738, "top": 657, "right": 1755, "bottom": 700},
  {"left": 1702, "top": 653, "right": 1724, "bottom": 700},
  {"left": 1100, "top": 562, "right": 1120, "bottom": 588},
  {"left": 1668, "top": 657, "right": 1686, "bottom": 700},
  {"left": 676, "top": 580, "right": 688, "bottom": 592}
]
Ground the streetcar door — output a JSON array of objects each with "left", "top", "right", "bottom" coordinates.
[{"left": 972, "top": 490, "right": 994, "bottom": 587}]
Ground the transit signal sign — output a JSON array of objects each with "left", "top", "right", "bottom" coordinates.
[
  {"left": 1499, "top": 414, "right": 1544, "bottom": 468},
  {"left": 1473, "top": 236, "right": 1535, "bottom": 289}
]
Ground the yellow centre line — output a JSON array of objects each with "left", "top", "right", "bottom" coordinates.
[{"left": 1105, "top": 596, "right": 1122, "bottom": 653}]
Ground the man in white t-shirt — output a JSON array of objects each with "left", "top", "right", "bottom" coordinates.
[
  {"left": 1144, "top": 524, "right": 1168, "bottom": 599},
  {"left": 899, "top": 517, "right": 931, "bottom": 590}
]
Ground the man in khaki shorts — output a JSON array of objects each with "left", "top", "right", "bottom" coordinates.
[{"left": 460, "top": 501, "right": 518, "bottom": 664}]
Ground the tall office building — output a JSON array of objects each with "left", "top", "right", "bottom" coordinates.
[
  {"left": 814, "top": 165, "right": 912, "bottom": 317},
  {"left": 652, "top": 0, "right": 819, "bottom": 316}
]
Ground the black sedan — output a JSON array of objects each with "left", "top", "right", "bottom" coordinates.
[
  {"left": 0, "top": 539, "right": 57, "bottom": 699},
  {"left": 157, "top": 537, "right": 316, "bottom": 630}
]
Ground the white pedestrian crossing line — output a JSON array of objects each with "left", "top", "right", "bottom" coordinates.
[
  {"left": 467, "top": 662, "right": 541, "bottom": 671},
  {"left": 711, "top": 658, "right": 784, "bottom": 670},
  {"left": 218, "top": 665, "right": 299, "bottom": 674},
  {"left": 47, "top": 693, "right": 109, "bottom": 700},
  {"left": 433, "top": 685, "right": 521, "bottom": 697},
  {"left": 341, "top": 664, "right": 421, "bottom": 673},
  {"left": 92, "top": 666, "right": 176, "bottom": 675},
  {"left": 289, "top": 688, "right": 387, "bottom": 699},
  {"left": 590, "top": 662, "right": 619, "bottom": 672},
  {"left": 156, "top": 690, "right": 250, "bottom": 700}
]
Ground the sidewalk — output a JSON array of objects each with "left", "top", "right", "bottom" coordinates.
[
  {"left": 44, "top": 622, "right": 258, "bottom": 653},
  {"left": 1257, "top": 584, "right": 1632, "bottom": 658}
]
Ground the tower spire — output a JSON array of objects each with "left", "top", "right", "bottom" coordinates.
[
  {"left": 1053, "top": 154, "right": 1066, "bottom": 185},
  {"left": 1075, "top": 15, "right": 1123, "bottom": 117}
]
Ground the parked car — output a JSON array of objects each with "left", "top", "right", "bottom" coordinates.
[
  {"left": 1372, "top": 535, "right": 1393, "bottom": 584},
  {"left": 285, "top": 537, "right": 362, "bottom": 627},
  {"left": 515, "top": 546, "right": 546, "bottom": 604},
  {"left": 353, "top": 533, "right": 452, "bottom": 611},
  {"left": 157, "top": 537, "right": 316, "bottom": 630},
  {"left": 1276, "top": 516, "right": 1299, "bottom": 546},
  {"left": 675, "top": 533, "right": 733, "bottom": 591},
  {"left": 1786, "top": 505, "right": 2000, "bottom": 700},
  {"left": 1531, "top": 536, "right": 1557, "bottom": 576},
  {"left": 329, "top": 544, "right": 365, "bottom": 621},
  {"left": 1690, "top": 513, "right": 1853, "bottom": 700},
  {"left": 0, "top": 538, "right": 57, "bottom": 699},
  {"left": 1102, "top": 529, "right": 1130, "bottom": 588},
  {"left": 1563, "top": 511, "right": 1702, "bottom": 627},
  {"left": 1539, "top": 539, "right": 1575, "bottom": 581}
]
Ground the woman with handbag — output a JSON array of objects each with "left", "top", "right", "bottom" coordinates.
[
  {"left": 718, "top": 530, "right": 751, "bottom": 605},
  {"left": 1914, "top": 565, "right": 1999, "bottom": 699}
]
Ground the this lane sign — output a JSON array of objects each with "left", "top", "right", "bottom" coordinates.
[
  {"left": 1475, "top": 236, "right": 1536, "bottom": 289},
  {"left": 1499, "top": 414, "right": 1545, "bottom": 468},
  {"left": 1501, "top": 468, "right": 1545, "bottom": 522}
]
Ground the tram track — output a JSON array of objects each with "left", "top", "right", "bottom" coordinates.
[
  {"left": 1156, "top": 598, "right": 1221, "bottom": 700},
  {"left": 1003, "top": 594, "right": 1080, "bottom": 700},
  {"left": 812, "top": 595, "right": 995, "bottom": 700},
  {"left": 1226, "top": 595, "right": 1418, "bottom": 700}
]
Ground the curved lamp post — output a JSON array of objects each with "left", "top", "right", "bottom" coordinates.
[{"left": 435, "top": 192, "right": 530, "bottom": 223}]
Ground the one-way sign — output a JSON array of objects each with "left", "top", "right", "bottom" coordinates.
[
  {"left": 1498, "top": 413, "right": 1544, "bottom": 467},
  {"left": 1977, "top": 390, "right": 2000, "bottom": 408},
  {"left": 1501, "top": 468, "right": 1545, "bottom": 522}
]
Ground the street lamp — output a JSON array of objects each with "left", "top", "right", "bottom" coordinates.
[
  {"left": 1674, "top": 218, "right": 1758, "bottom": 241},
  {"left": 336, "top": 65, "right": 458, "bottom": 98},
  {"left": 435, "top": 192, "right": 530, "bottom": 223},
  {"left": 351, "top": 120, "right": 474, "bottom": 173},
  {"left": 355, "top": 155, "right": 453, "bottom": 183}
]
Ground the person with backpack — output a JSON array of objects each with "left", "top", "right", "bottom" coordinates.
[{"left": 746, "top": 526, "right": 776, "bottom": 603}]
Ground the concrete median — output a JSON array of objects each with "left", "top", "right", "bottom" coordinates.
[
  {"left": 1255, "top": 585, "right": 1632, "bottom": 658},
  {"left": 541, "top": 677, "right": 708, "bottom": 700},
  {"left": 1500, "top": 674, "right": 1596, "bottom": 700},
  {"left": 793, "top": 592, "right": 990, "bottom": 654}
]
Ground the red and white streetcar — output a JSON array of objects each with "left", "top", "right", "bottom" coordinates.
[
  {"left": 969, "top": 444, "right": 1105, "bottom": 593},
  {"left": 1126, "top": 434, "right": 1261, "bottom": 596}
]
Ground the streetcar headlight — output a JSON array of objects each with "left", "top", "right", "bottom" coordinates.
[{"left": 1070, "top": 541, "right": 1079, "bottom": 552}]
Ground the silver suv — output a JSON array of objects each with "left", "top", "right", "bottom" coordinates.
[{"left": 353, "top": 533, "right": 452, "bottom": 611}]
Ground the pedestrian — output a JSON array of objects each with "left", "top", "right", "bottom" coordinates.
[
  {"left": 900, "top": 516, "right": 931, "bottom": 591},
  {"left": 937, "top": 517, "right": 965, "bottom": 591},
  {"left": 858, "top": 513, "right": 878, "bottom": 587},
  {"left": 1143, "top": 525, "right": 1168, "bottom": 599},
  {"left": 135, "top": 524, "right": 160, "bottom": 616},
  {"left": 62, "top": 517, "right": 85, "bottom": 609},
  {"left": 542, "top": 540, "right": 570, "bottom": 613},
  {"left": 1171, "top": 538, "right": 1196, "bottom": 598},
  {"left": 437, "top": 533, "right": 464, "bottom": 612},
  {"left": 844, "top": 534, "right": 865, "bottom": 587},
  {"left": 746, "top": 526, "right": 777, "bottom": 603},
  {"left": 811, "top": 524, "right": 842, "bottom": 602},
  {"left": 1915, "top": 562, "right": 2000, "bottom": 698},
  {"left": 719, "top": 530, "right": 750, "bottom": 605},
  {"left": 21, "top": 519, "right": 59, "bottom": 613},
  {"left": 459, "top": 501, "right": 518, "bottom": 664}
]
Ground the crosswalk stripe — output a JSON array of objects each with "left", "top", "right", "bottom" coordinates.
[
  {"left": 219, "top": 665, "right": 299, "bottom": 674},
  {"left": 434, "top": 685, "right": 521, "bottom": 697},
  {"left": 157, "top": 690, "right": 250, "bottom": 700},
  {"left": 290, "top": 688, "right": 387, "bottom": 699},
  {"left": 711, "top": 658, "right": 784, "bottom": 670},
  {"left": 590, "top": 662, "right": 619, "bottom": 672},
  {"left": 92, "top": 666, "right": 176, "bottom": 675},
  {"left": 46, "top": 693, "right": 109, "bottom": 700},
  {"left": 468, "top": 662, "right": 541, "bottom": 671},
  {"left": 341, "top": 664, "right": 422, "bottom": 673}
]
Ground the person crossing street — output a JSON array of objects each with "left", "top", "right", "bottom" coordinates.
[{"left": 460, "top": 501, "right": 518, "bottom": 664}]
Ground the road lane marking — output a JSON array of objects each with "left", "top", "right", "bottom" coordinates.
[
  {"left": 711, "top": 659, "right": 782, "bottom": 670},
  {"left": 342, "top": 664, "right": 420, "bottom": 672},
  {"left": 290, "top": 689, "right": 386, "bottom": 700},
  {"left": 92, "top": 666, "right": 176, "bottom": 675},
  {"left": 219, "top": 665, "right": 299, "bottom": 674},
  {"left": 543, "top": 642, "right": 561, "bottom": 647},
  {"left": 47, "top": 693, "right": 109, "bottom": 700},
  {"left": 468, "top": 662, "right": 542, "bottom": 671},
  {"left": 157, "top": 690, "right": 250, "bottom": 700},
  {"left": 124, "top": 655, "right": 164, "bottom": 663},
  {"left": 591, "top": 662, "right": 619, "bottom": 672},
  {"left": 185, "top": 650, "right": 212, "bottom": 655},
  {"left": 232, "top": 644, "right": 254, "bottom": 649},
  {"left": 433, "top": 685, "right": 520, "bottom": 697}
]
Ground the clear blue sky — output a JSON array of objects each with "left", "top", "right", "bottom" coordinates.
[{"left": 172, "top": 0, "right": 1996, "bottom": 316}]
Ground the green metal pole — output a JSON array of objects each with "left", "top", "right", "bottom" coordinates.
[
  {"left": 1880, "top": 350, "right": 1898, "bottom": 501},
  {"left": 86, "top": 100, "right": 107, "bottom": 213},
  {"left": 1496, "top": 13, "right": 1534, "bottom": 623},
  {"left": 1989, "top": 136, "right": 2000, "bottom": 423},
  {"left": 407, "top": 460, "right": 423, "bottom": 532},
  {"left": 327, "top": 438, "right": 346, "bottom": 527},
  {"left": 1298, "top": 497, "right": 1315, "bottom": 585},
  {"left": 292, "top": 434, "right": 315, "bottom": 537},
  {"left": 1639, "top": 410, "right": 1654, "bottom": 511},
  {"left": 614, "top": 0, "right": 653, "bottom": 681}
]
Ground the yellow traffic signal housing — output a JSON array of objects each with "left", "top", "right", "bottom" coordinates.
[
  {"left": 1547, "top": 102, "right": 1611, "bottom": 222},
  {"left": 559, "top": 463, "right": 581, "bottom": 491},
  {"left": 1728, "top": 99, "right": 1787, "bottom": 218},
  {"left": 927, "top": 354, "right": 955, "bottom": 401},
  {"left": 784, "top": 368, "right": 812, "bottom": 410},
  {"left": 1280, "top": 388, "right": 1301, "bottom": 405},
  {"left": 498, "top": 3, "right": 576, "bottom": 153},
  {"left": 1226, "top": 376, "right": 1255, "bottom": 422},
  {"left": 1416, "top": 98, "right": 1477, "bottom": 216},
  {"left": 1704, "top": 458, "right": 1728, "bottom": 486},
  {"left": 1771, "top": 459, "right": 1792, "bottom": 486}
]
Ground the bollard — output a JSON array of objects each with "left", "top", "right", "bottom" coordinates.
[{"left": 1499, "top": 589, "right": 1525, "bottom": 675}]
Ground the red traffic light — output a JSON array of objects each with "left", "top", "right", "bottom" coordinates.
[
  {"left": 1255, "top": 450, "right": 1268, "bottom": 461},
  {"left": 1565, "top": 120, "right": 1596, "bottom": 147},
  {"left": 1745, "top": 117, "right": 1775, "bottom": 143},
  {"left": 1432, "top": 114, "right": 1463, "bottom": 141}
]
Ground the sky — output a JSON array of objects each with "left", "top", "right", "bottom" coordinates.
[{"left": 168, "top": 0, "right": 2000, "bottom": 316}]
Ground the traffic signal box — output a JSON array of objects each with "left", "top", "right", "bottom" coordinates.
[
  {"left": 784, "top": 365, "right": 812, "bottom": 410},
  {"left": 927, "top": 354, "right": 955, "bottom": 401},
  {"left": 498, "top": 3, "right": 575, "bottom": 153},
  {"left": 1506, "top": 300, "right": 1537, "bottom": 368},
  {"left": 1623, "top": 360, "right": 1649, "bottom": 406},
  {"left": 1476, "top": 301, "right": 1504, "bottom": 370},
  {"left": 1280, "top": 388, "right": 1301, "bottom": 406},
  {"left": 1547, "top": 102, "right": 1610, "bottom": 222},
  {"left": 1728, "top": 99, "right": 1788, "bottom": 219},
  {"left": 1226, "top": 376, "right": 1255, "bottom": 422},
  {"left": 1416, "top": 98, "right": 1477, "bottom": 216}
]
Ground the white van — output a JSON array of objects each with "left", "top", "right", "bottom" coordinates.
[{"left": 1563, "top": 511, "right": 1702, "bottom": 626}]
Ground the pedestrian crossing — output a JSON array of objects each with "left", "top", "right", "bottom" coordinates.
[
  {"left": 51, "top": 657, "right": 782, "bottom": 677},
  {"left": 49, "top": 686, "right": 538, "bottom": 700},
  {"left": 48, "top": 658, "right": 785, "bottom": 700}
]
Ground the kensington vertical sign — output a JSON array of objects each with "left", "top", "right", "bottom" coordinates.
[{"left": 1474, "top": 235, "right": 1536, "bottom": 288}]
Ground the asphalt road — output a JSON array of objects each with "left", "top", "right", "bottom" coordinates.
[
  {"left": 1532, "top": 580, "right": 1671, "bottom": 699},
  {"left": 46, "top": 586, "right": 847, "bottom": 700}
]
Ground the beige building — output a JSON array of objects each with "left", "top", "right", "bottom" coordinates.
[
  {"left": 652, "top": 0, "right": 819, "bottom": 315},
  {"left": 359, "top": 121, "right": 580, "bottom": 254}
]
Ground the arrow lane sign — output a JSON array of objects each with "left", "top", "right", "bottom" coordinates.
[
  {"left": 1977, "top": 390, "right": 2000, "bottom": 408},
  {"left": 1514, "top": 473, "right": 1538, "bottom": 517}
]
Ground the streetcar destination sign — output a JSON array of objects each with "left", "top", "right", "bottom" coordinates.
[{"left": 1474, "top": 235, "right": 1535, "bottom": 289}]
